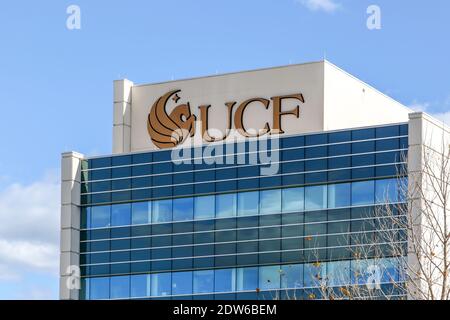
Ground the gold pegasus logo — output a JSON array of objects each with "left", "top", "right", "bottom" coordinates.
[{"left": 147, "top": 90, "right": 196, "bottom": 149}]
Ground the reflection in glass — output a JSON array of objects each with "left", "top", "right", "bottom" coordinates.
[
  {"left": 131, "top": 201, "right": 151, "bottom": 225},
  {"left": 110, "top": 275, "right": 130, "bottom": 299},
  {"left": 375, "top": 179, "right": 398, "bottom": 204},
  {"left": 305, "top": 185, "right": 327, "bottom": 210},
  {"left": 195, "top": 195, "right": 215, "bottom": 219},
  {"left": 130, "top": 274, "right": 149, "bottom": 298},
  {"left": 236, "top": 267, "right": 258, "bottom": 291},
  {"left": 216, "top": 193, "right": 237, "bottom": 218},
  {"left": 91, "top": 205, "right": 111, "bottom": 228},
  {"left": 352, "top": 181, "right": 375, "bottom": 206},
  {"left": 260, "top": 189, "right": 282, "bottom": 215},
  {"left": 172, "top": 271, "right": 193, "bottom": 295},
  {"left": 151, "top": 273, "right": 171, "bottom": 296},
  {"left": 238, "top": 191, "right": 259, "bottom": 216},
  {"left": 214, "top": 268, "right": 236, "bottom": 293},
  {"left": 328, "top": 183, "right": 351, "bottom": 209},
  {"left": 281, "top": 264, "right": 303, "bottom": 289},
  {"left": 193, "top": 270, "right": 214, "bottom": 294},
  {"left": 111, "top": 203, "right": 131, "bottom": 226},
  {"left": 259, "top": 265, "right": 281, "bottom": 290},
  {"left": 282, "top": 187, "right": 304, "bottom": 213},
  {"left": 90, "top": 277, "right": 110, "bottom": 299},
  {"left": 152, "top": 199, "right": 172, "bottom": 223},
  {"left": 173, "top": 197, "right": 194, "bottom": 221}
]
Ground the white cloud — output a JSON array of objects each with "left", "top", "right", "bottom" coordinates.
[
  {"left": 408, "top": 100, "right": 450, "bottom": 126},
  {"left": 296, "top": 0, "right": 341, "bottom": 13},
  {"left": 0, "top": 172, "right": 60, "bottom": 299}
]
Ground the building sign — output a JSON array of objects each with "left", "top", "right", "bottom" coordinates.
[{"left": 147, "top": 89, "right": 305, "bottom": 149}]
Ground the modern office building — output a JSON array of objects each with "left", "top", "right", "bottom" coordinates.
[{"left": 60, "top": 61, "right": 449, "bottom": 300}]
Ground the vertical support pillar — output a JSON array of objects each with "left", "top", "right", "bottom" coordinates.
[
  {"left": 113, "top": 79, "right": 133, "bottom": 154},
  {"left": 60, "top": 151, "right": 84, "bottom": 300}
]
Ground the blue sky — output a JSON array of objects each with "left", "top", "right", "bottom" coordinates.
[{"left": 0, "top": 0, "right": 449, "bottom": 299}]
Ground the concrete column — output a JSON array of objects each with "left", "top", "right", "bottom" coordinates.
[
  {"left": 113, "top": 79, "right": 133, "bottom": 154},
  {"left": 60, "top": 151, "right": 84, "bottom": 300}
]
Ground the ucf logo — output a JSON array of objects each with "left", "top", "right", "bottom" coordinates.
[{"left": 148, "top": 89, "right": 305, "bottom": 149}]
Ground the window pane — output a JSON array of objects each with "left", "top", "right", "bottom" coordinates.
[
  {"left": 304, "top": 262, "right": 326, "bottom": 288},
  {"left": 173, "top": 197, "right": 194, "bottom": 221},
  {"left": 216, "top": 193, "right": 237, "bottom": 218},
  {"left": 282, "top": 187, "right": 304, "bottom": 213},
  {"left": 238, "top": 191, "right": 259, "bottom": 216},
  {"left": 352, "top": 181, "right": 375, "bottom": 206},
  {"left": 194, "top": 195, "right": 215, "bottom": 219},
  {"left": 259, "top": 265, "right": 281, "bottom": 290},
  {"left": 110, "top": 275, "right": 130, "bottom": 299},
  {"left": 111, "top": 204, "right": 131, "bottom": 226},
  {"left": 328, "top": 183, "right": 351, "bottom": 209},
  {"left": 152, "top": 199, "right": 172, "bottom": 223},
  {"left": 375, "top": 179, "right": 398, "bottom": 204},
  {"left": 214, "top": 269, "right": 236, "bottom": 293},
  {"left": 91, "top": 205, "right": 111, "bottom": 228},
  {"left": 193, "top": 270, "right": 214, "bottom": 294},
  {"left": 172, "top": 271, "right": 193, "bottom": 295},
  {"left": 260, "top": 189, "right": 282, "bottom": 215},
  {"left": 81, "top": 207, "right": 91, "bottom": 229},
  {"left": 305, "top": 185, "right": 327, "bottom": 210},
  {"left": 151, "top": 273, "right": 171, "bottom": 296},
  {"left": 130, "top": 274, "right": 150, "bottom": 298},
  {"left": 281, "top": 264, "right": 303, "bottom": 289},
  {"left": 90, "top": 277, "right": 110, "bottom": 299},
  {"left": 327, "top": 261, "right": 351, "bottom": 287},
  {"left": 236, "top": 267, "right": 258, "bottom": 291},
  {"left": 131, "top": 201, "right": 151, "bottom": 225}
]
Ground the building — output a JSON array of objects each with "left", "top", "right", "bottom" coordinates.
[{"left": 60, "top": 61, "right": 450, "bottom": 300}]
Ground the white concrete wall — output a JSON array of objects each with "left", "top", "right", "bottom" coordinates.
[
  {"left": 323, "top": 62, "right": 410, "bottom": 131},
  {"left": 60, "top": 151, "right": 84, "bottom": 300}
]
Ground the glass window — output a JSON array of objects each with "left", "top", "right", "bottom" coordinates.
[
  {"left": 214, "top": 269, "right": 236, "bottom": 293},
  {"left": 131, "top": 201, "right": 151, "bottom": 225},
  {"left": 238, "top": 191, "right": 259, "bottom": 216},
  {"left": 351, "top": 258, "right": 397, "bottom": 286},
  {"left": 194, "top": 195, "right": 215, "bottom": 219},
  {"left": 173, "top": 197, "right": 194, "bottom": 221},
  {"left": 172, "top": 271, "right": 193, "bottom": 295},
  {"left": 91, "top": 205, "right": 111, "bottom": 228},
  {"left": 259, "top": 265, "right": 281, "bottom": 290},
  {"left": 237, "top": 267, "right": 258, "bottom": 291},
  {"left": 152, "top": 199, "right": 172, "bottom": 223},
  {"left": 328, "top": 183, "right": 351, "bottom": 209},
  {"left": 305, "top": 185, "right": 327, "bottom": 210},
  {"left": 193, "top": 270, "right": 214, "bottom": 294},
  {"left": 90, "top": 277, "right": 110, "bottom": 299},
  {"left": 304, "top": 262, "right": 326, "bottom": 288},
  {"left": 327, "top": 261, "right": 351, "bottom": 287},
  {"left": 130, "top": 274, "right": 150, "bottom": 298},
  {"left": 111, "top": 204, "right": 131, "bottom": 226},
  {"left": 216, "top": 193, "right": 237, "bottom": 218},
  {"left": 81, "top": 207, "right": 91, "bottom": 229},
  {"left": 375, "top": 179, "right": 398, "bottom": 204},
  {"left": 260, "top": 189, "right": 282, "bottom": 215},
  {"left": 352, "top": 181, "right": 375, "bottom": 206},
  {"left": 110, "top": 275, "right": 130, "bottom": 299},
  {"left": 281, "top": 264, "right": 303, "bottom": 289},
  {"left": 151, "top": 273, "right": 171, "bottom": 296},
  {"left": 282, "top": 187, "right": 304, "bottom": 213}
]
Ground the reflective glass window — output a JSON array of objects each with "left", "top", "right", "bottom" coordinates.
[
  {"left": 214, "top": 268, "right": 236, "bottom": 293},
  {"left": 152, "top": 199, "right": 172, "bottom": 223},
  {"left": 236, "top": 267, "right": 258, "bottom": 291},
  {"left": 375, "top": 178, "right": 398, "bottom": 204},
  {"left": 305, "top": 185, "right": 327, "bottom": 210},
  {"left": 173, "top": 197, "right": 194, "bottom": 221},
  {"left": 328, "top": 183, "right": 351, "bottom": 208},
  {"left": 237, "top": 191, "right": 259, "bottom": 216},
  {"left": 351, "top": 181, "right": 375, "bottom": 206},
  {"left": 281, "top": 264, "right": 303, "bottom": 289},
  {"left": 282, "top": 187, "right": 304, "bottom": 213},
  {"left": 151, "top": 273, "right": 171, "bottom": 296},
  {"left": 131, "top": 201, "right": 151, "bottom": 225},
  {"left": 327, "top": 261, "right": 351, "bottom": 287},
  {"left": 172, "top": 271, "right": 193, "bottom": 295},
  {"left": 90, "top": 277, "right": 110, "bottom": 299},
  {"left": 194, "top": 195, "right": 215, "bottom": 219},
  {"left": 304, "top": 263, "right": 326, "bottom": 288},
  {"left": 91, "top": 205, "right": 110, "bottom": 228},
  {"left": 216, "top": 193, "right": 237, "bottom": 218},
  {"left": 259, "top": 265, "right": 281, "bottom": 290},
  {"left": 260, "top": 189, "right": 281, "bottom": 215},
  {"left": 193, "top": 270, "right": 214, "bottom": 294},
  {"left": 111, "top": 203, "right": 131, "bottom": 226},
  {"left": 110, "top": 275, "right": 130, "bottom": 299}
]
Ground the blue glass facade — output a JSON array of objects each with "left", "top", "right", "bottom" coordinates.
[{"left": 79, "top": 124, "right": 409, "bottom": 300}]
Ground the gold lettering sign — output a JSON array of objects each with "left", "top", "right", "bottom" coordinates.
[{"left": 147, "top": 90, "right": 305, "bottom": 149}]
